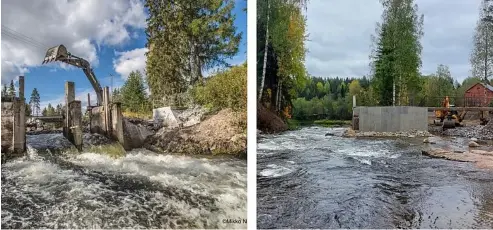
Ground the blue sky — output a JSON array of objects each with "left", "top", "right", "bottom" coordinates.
[{"left": 1, "top": 0, "right": 246, "bottom": 111}]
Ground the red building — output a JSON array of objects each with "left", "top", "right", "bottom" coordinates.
[{"left": 464, "top": 82, "right": 493, "bottom": 107}]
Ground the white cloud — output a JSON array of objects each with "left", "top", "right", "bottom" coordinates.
[
  {"left": 1, "top": 0, "right": 147, "bottom": 84},
  {"left": 113, "top": 47, "right": 148, "bottom": 79},
  {"left": 305, "top": 0, "right": 482, "bottom": 83}
]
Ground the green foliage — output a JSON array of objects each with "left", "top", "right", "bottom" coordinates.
[
  {"left": 145, "top": 0, "right": 241, "bottom": 107},
  {"left": 1, "top": 84, "right": 7, "bottom": 97},
  {"left": 470, "top": 0, "right": 493, "bottom": 82},
  {"left": 257, "top": 0, "right": 308, "bottom": 118},
  {"left": 8, "top": 80, "right": 15, "bottom": 97},
  {"left": 120, "top": 71, "right": 151, "bottom": 113},
  {"left": 192, "top": 63, "right": 247, "bottom": 112},
  {"left": 369, "top": 0, "right": 424, "bottom": 106},
  {"left": 29, "top": 88, "right": 40, "bottom": 116}
]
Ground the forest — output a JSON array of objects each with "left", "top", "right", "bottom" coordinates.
[{"left": 258, "top": 0, "right": 493, "bottom": 125}]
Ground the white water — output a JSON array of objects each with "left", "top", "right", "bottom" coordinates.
[{"left": 2, "top": 135, "right": 247, "bottom": 229}]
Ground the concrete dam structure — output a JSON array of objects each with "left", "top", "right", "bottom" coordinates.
[
  {"left": 1, "top": 76, "right": 26, "bottom": 157},
  {"left": 353, "top": 106, "right": 428, "bottom": 132}
]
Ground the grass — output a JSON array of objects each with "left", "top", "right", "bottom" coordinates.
[
  {"left": 288, "top": 119, "right": 351, "bottom": 130},
  {"left": 84, "top": 143, "right": 127, "bottom": 158},
  {"left": 313, "top": 120, "right": 351, "bottom": 127},
  {"left": 122, "top": 111, "right": 152, "bottom": 120}
]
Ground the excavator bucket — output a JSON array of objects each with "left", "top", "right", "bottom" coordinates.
[{"left": 42, "top": 45, "right": 69, "bottom": 64}]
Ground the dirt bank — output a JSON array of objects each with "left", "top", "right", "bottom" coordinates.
[
  {"left": 145, "top": 108, "right": 246, "bottom": 158},
  {"left": 422, "top": 148, "right": 493, "bottom": 170},
  {"left": 257, "top": 103, "right": 287, "bottom": 134}
]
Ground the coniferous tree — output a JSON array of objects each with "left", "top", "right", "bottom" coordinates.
[
  {"left": 120, "top": 71, "right": 149, "bottom": 113},
  {"left": 1, "top": 84, "right": 7, "bottom": 97},
  {"left": 145, "top": 0, "right": 241, "bottom": 107},
  {"left": 29, "top": 88, "right": 40, "bottom": 116},
  {"left": 370, "top": 0, "right": 424, "bottom": 105},
  {"left": 8, "top": 80, "right": 15, "bottom": 97}
]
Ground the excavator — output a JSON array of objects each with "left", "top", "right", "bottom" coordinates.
[
  {"left": 41, "top": 45, "right": 103, "bottom": 107},
  {"left": 433, "top": 96, "right": 467, "bottom": 129}
]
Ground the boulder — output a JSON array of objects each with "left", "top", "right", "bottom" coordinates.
[
  {"left": 468, "top": 141, "right": 480, "bottom": 148},
  {"left": 123, "top": 119, "right": 155, "bottom": 149}
]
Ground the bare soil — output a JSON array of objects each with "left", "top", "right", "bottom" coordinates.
[
  {"left": 146, "top": 108, "right": 246, "bottom": 157},
  {"left": 257, "top": 103, "right": 287, "bottom": 134}
]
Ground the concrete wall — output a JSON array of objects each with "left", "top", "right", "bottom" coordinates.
[
  {"left": 2, "top": 102, "right": 15, "bottom": 150},
  {"left": 1, "top": 99, "right": 25, "bottom": 155},
  {"left": 354, "top": 106, "right": 428, "bottom": 132}
]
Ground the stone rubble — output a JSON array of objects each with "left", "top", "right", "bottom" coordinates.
[{"left": 342, "top": 128, "right": 432, "bottom": 138}]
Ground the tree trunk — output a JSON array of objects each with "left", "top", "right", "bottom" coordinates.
[{"left": 258, "top": 0, "right": 270, "bottom": 103}]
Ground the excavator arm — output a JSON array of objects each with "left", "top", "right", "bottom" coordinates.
[{"left": 42, "top": 45, "right": 103, "bottom": 105}]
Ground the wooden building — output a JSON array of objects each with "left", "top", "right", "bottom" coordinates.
[{"left": 464, "top": 82, "right": 493, "bottom": 107}]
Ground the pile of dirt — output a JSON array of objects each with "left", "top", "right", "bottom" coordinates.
[
  {"left": 257, "top": 103, "right": 287, "bottom": 134},
  {"left": 145, "top": 108, "right": 246, "bottom": 157}
]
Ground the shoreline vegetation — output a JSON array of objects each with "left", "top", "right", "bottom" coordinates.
[{"left": 287, "top": 119, "right": 351, "bottom": 130}]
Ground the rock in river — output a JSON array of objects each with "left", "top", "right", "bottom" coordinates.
[{"left": 468, "top": 141, "right": 480, "bottom": 147}]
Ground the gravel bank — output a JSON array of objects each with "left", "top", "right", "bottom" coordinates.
[
  {"left": 342, "top": 128, "right": 433, "bottom": 138},
  {"left": 428, "top": 124, "right": 493, "bottom": 140}
]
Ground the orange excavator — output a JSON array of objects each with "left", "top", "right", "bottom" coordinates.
[{"left": 433, "top": 96, "right": 467, "bottom": 129}]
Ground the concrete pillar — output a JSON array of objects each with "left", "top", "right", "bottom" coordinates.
[
  {"left": 69, "top": 100, "right": 83, "bottom": 151},
  {"left": 18, "top": 76, "right": 26, "bottom": 151},
  {"left": 353, "top": 95, "right": 356, "bottom": 108},
  {"left": 64, "top": 82, "right": 75, "bottom": 137},
  {"left": 103, "top": 86, "right": 111, "bottom": 134},
  {"left": 12, "top": 99, "right": 25, "bottom": 154},
  {"left": 19, "top": 76, "right": 24, "bottom": 100},
  {"left": 111, "top": 103, "right": 125, "bottom": 148}
]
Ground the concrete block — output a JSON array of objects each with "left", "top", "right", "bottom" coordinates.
[
  {"left": 355, "top": 106, "right": 427, "bottom": 132},
  {"left": 111, "top": 103, "right": 125, "bottom": 148}
]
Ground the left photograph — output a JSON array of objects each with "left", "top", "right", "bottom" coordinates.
[{"left": 1, "top": 0, "right": 247, "bottom": 229}]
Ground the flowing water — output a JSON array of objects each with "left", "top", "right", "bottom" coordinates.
[
  {"left": 2, "top": 134, "right": 247, "bottom": 229},
  {"left": 257, "top": 127, "right": 493, "bottom": 229}
]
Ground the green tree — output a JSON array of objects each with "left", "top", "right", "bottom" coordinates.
[
  {"left": 29, "top": 88, "right": 40, "bottom": 116},
  {"left": 112, "top": 88, "right": 122, "bottom": 103},
  {"left": 370, "top": 0, "right": 424, "bottom": 105},
  {"left": 145, "top": 0, "right": 242, "bottom": 107},
  {"left": 470, "top": 0, "right": 493, "bottom": 83},
  {"left": 8, "top": 80, "right": 15, "bottom": 97},
  {"left": 45, "top": 103, "right": 56, "bottom": 116},
  {"left": 120, "top": 71, "right": 149, "bottom": 113},
  {"left": 257, "top": 0, "right": 308, "bottom": 118},
  {"left": 25, "top": 104, "right": 32, "bottom": 116},
  {"left": 1, "top": 84, "right": 7, "bottom": 97}
]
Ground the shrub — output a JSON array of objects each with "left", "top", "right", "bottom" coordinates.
[{"left": 192, "top": 63, "right": 247, "bottom": 112}]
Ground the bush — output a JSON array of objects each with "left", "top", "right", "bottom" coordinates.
[{"left": 192, "top": 63, "right": 247, "bottom": 112}]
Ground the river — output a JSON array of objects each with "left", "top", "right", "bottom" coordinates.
[
  {"left": 257, "top": 126, "right": 493, "bottom": 229},
  {"left": 1, "top": 134, "right": 247, "bottom": 229}
]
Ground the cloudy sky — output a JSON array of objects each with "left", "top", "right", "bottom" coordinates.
[
  {"left": 1, "top": 0, "right": 246, "bottom": 111},
  {"left": 305, "top": 0, "right": 484, "bottom": 83}
]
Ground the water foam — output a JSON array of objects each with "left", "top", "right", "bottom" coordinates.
[{"left": 2, "top": 149, "right": 246, "bottom": 229}]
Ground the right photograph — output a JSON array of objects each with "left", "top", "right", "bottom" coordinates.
[{"left": 257, "top": 0, "right": 493, "bottom": 229}]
